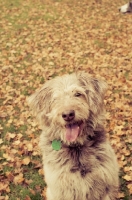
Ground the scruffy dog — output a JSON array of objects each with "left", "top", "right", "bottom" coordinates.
[{"left": 28, "top": 72, "right": 119, "bottom": 200}]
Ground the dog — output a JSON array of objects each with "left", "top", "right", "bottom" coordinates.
[
  {"left": 119, "top": 0, "right": 132, "bottom": 13},
  {"left": 28, "top": 72, "right": 119, "bottom": 200}
]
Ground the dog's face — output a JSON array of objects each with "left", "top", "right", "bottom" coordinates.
[
  {"left": 119, "top": 1, "right": 132, "bottom": 13},
  {"left": 28, "top": 72, "right": 107, "bottom": 143}
]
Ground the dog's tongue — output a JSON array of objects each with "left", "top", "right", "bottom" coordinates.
[{"left": 65, "top": 124, "right": 79, "bottom": 142}]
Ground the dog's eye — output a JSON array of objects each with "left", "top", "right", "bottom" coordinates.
[{"left": 75, "top": 92, "right": 82, "bottom": 97}]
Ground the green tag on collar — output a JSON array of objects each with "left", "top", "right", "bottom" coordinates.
[{"left": 52, "top": 140, "right": 61, "bottom": 151}]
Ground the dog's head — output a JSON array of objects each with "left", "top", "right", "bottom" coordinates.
[
  {"left": 119, "top": 1, "right": 132, "bottom": 13},
  {"left": 27, "top": 72, "right": 107, "bottom": 144}
]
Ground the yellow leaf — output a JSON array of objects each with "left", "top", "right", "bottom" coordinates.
[
  {"left": 22, "top": 157, "right": 30, "bottom": 165},
  {"left": 127, "top": 184, "right": 132, "bottom": 194},
  {"left": 0, "top": 139, "right": 3, "bottom": 144},
  {"left": 24, "top": 196, "right": 31, "bottom": 200},
  {"left": 124, "top": 166, "right": 132, "bottom": 172},
  {"left": 13, "top": 173, "right": 24, "bottom": 184},
  {"left": 123, "top": 174, "right": 132, "bottom": 181},
  {"left": 27, "top": 143, "right": 33, "bottom": 151},
  {"left": 118, "top": 192, "right": 125, "bottom": 198}
]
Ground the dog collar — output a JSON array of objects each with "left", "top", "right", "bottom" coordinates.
[{"left": 52, "top": 140, "right": 62, "bottom": 151}]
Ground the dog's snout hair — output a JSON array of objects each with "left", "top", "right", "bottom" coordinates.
[
  {"left": 27, "top": 71, "right": 119, "bottom": 200},
  {"left": 62, "top": 110, "right": 75, "bottom": 121}
]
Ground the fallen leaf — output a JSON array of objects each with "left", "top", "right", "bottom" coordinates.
[
  {"left": 13, "top": 173, "right": 24, "bottom": 185},
  {"left": 0, "top": 139, "right": 3, "bottom": 144},
  {"left": 22, "top": 157, "right": 30, "bottom": 165},
  {"left": 123, "top": 175, "right": 132, "bottom": 181},
  {"left": 24, "top": 196, "right": 31, "bottom": 200}
]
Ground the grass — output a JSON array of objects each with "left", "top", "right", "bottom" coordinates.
[
  {"left": 119, "top": 171, "right": 131, "bottom": 200},
  {"left": 9, "top": 183, "right": 43, "bottom": 200},
  {"left": 8, "top": 162, "right": 46, "bottom": 200}
]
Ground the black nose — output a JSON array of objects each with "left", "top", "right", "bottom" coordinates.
[{"left": 62, "top": 110, "right": 75, "bottom": 121}]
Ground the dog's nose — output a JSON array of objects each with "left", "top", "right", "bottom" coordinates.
[{"left": 62, "top": 110, "right": 75, "bottom": 121}]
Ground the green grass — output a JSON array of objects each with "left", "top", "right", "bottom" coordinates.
[
  {"left": 8, "top": 164, "right": 46, "bottom": 200},
  {"left": 94, "top": 39, "right": 107, "bottom": 49},
  {"left": 119, "top": 171, "right": 131, "bottom": 200},
  {"left": 9, "top": 184, "right": 43, "bottom": 200}
]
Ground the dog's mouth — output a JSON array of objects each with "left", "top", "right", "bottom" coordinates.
[{"left": 65, "top": 121, "right": 83, "bottom": 142}]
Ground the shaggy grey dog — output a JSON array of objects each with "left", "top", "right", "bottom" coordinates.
[{"left": 28, "top": 72, "right": 119, "bottom": 200}]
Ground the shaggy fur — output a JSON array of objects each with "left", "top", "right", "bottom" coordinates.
[{"left": 28, "top": 72, "right": 119, "bottom": 200}]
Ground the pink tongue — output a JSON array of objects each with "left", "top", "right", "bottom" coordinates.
[{"left": 65, "top": 124, "right": 79, "bottom": 142}]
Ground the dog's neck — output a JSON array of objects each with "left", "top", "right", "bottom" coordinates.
[
  {"left": 51, "top": 127, "right": 106, "bottom": 177},
  {"left": 68, "top": 127, "right": 106, "bottom": 177}
]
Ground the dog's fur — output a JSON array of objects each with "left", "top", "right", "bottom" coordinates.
[
  {"left": 119, "top": 0, "right": 132, "bottom": 13},
  {"left": 28, "top": 72, "right": 119, "bottom": 200}
]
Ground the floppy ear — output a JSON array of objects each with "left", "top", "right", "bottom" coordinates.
[
  {"left": 77, "top": 71, "right": 107, "bottom": 115},
  {"left": 27, "top": 81, "right": 52, "bottom": 126}
]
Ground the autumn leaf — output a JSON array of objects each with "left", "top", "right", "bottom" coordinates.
[
  {"left": 0, "top": 196, "right": 9, "bottom": 200},
  {"left": 22, "top": 157, "right": 31, "bottom": 165},
  {"left": 5, "top": 172, "right": 14, "bottom": 182},
  {"left": 118, "top": 192, "right": 125, "bottom": 198},
  {"left": 123, "top": 175, "right": 132, "bottom": 181},
  {"left": 0, "top": 182, "right": 10, "bottom": 193},
  {"left": 127, "top": 184, "right": 132, "bottom": 194},
  {"left": 0, "top": 139, "right": 3, "bottom": 144},
  {"left": 13, "top": 173, "right": 24, "bottom": 185},
  {"left": 24, "top": 196, "right": 31, "bottom": 200}
]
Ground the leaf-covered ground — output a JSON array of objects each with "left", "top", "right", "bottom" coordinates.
[{"left": 0, "top": 0, "right": 132, "bottom": 199}]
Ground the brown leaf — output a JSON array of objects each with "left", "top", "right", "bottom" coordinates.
[
  {"left": 6, "top": 172, "right": 14, "bottom": 182},
  {"left": 24, "top": 196, "right": 31, "bottom": 200},
  {"left": 6, "top": 132, "right": 16, "bottom": 140},
  {"left": 123, "top": 175, "right": 132, "bottom": 181},
  {"left": 118, "top": 192, "right": 125, "bottom": 198},
  {"left": 0, "top": 182, "right": 10, "bottom": 193},
  {"left": 124, "top": 166, "right": 132, "bottom": 172},
  {"left": 38, "top": 168, "right": 44, "bottom": 176},
  {"left": 127, "top": 184, "right": 132, "bottom": 194},
  {"left": 22, "top": 157, "right": 30, "bottom": 165},
  {"left": 0, "top": 139, "right": 3, "bottom": 144},
  {"left": 0, "top": 112, "right": 8, "bottom": 118},
  {"left": 13, "top": 173, "right": 24, "bottom": 185},
  {"left": 0, "top": 196, "right": 9, "bottom": 200}
]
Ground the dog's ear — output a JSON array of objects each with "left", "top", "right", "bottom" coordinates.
[
  {"left": 77, "top": 71, "right": 107, "bottom": 114},
  {"left": 27, "top": 81, "right": 52, "bottom": 125}
]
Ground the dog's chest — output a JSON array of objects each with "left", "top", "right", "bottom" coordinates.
[{"left": 61, "top": 144, "right": 92, "bottom": 177}]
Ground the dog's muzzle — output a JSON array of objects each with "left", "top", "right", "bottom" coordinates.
[
  {"left": 62, "top": 110, "right": 75, "bottom": 121},
  {"left": 62, "top": 110, "right": 84, "bottom": 142}
]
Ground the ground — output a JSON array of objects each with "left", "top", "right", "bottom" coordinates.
[{"left": 0, "top": 0, "right": 132, "bottom": 199}]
